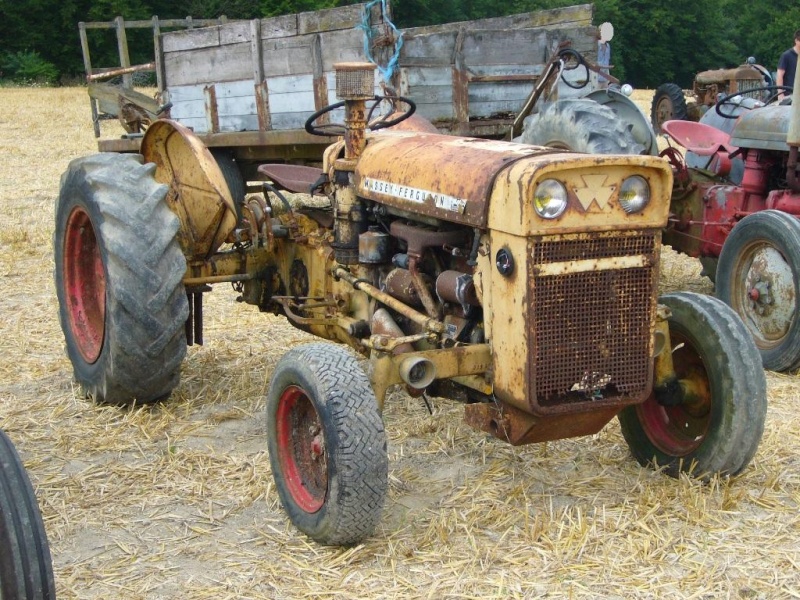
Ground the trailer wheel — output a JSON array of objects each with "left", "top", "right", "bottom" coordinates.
[
  {"left": 716, "top": 210, "right": 800, "bottom": 372},
  {"left": 650, "top": 83, "right": 688, "bottom": 134},
  {"left": 54, "top": 153, "right": 189, "bottom": 405},
  {"left": 618, "top": 292, "right": 766, "bottom": 479},
  {"left": 266, "top": 343, "right": 387, "bottom": 546},
  {"left": 515, "top": 99, "right": 645, "bottom": 154},
  {"left": 0, "top": 430, "right": 55, "bottom": 600}
]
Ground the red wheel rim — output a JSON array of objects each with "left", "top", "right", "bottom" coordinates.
[
  {"left": 63, "top": 207, "right": 106, "bottom": 364},
  {"left": 636, "top": 331, "right": 712, "bottom": 457},
  {"left": 275, "top": 385, "right": 327, "bottom": 513}
]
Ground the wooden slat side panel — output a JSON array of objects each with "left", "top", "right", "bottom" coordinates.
[
  {"left": 162, "top": 27, "right": 221, "bottom": 53},
  {"left": 261, "top": 36, "right": 315, "bottom": 78},
  {"left": 165, "top": 42, "right": 253, "bottom": 86},
  {"left": 259, "top": 14, "right": 298, "bottom": 39},
  {"left": 403, "top": 4, "right": 593, "bottom": 36},
  {"left": 318, "top": 29, "right": 369, "bottom": 71},
  {"left": 297, "top": 3, "right": 369, "bottom": 35}
]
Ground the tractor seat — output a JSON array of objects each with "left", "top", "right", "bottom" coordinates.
[
  {"left": 661, "top": 120, "right": 738, "bottom": 156},
  {"left": 258, "top": 164, "right": 326, "bottom": 195}
]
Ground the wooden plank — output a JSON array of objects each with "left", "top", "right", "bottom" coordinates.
[
  {"left": 269, "top": 74, "right": 316, "bottom": 95},
  {"left": 398, "top": 31, "right": 458, "bottom": 68},
  {"left": 219, "top": 114, "right": 260, "bottom": 131},
  {"left": 261, "top": 36, "right": 314, "bottom": 78},
  {"left": 164, "top": 42, "right": 252, "bottom": 86},
  {"left": 219, "top": 21, "right": 251, "bottom": 46},
  {"left": 318, "top": 29, "right": 369, "bottom": 71},
  {"left": 461, "top": 30, "right": 549, "bottom": 65},
  {"left": 297, "top": 4, "right": 367, "bottom": 35},
  {"left": 268, "top": 90, "right": 317, "bottom": 113},
  {"left": 260, "top": 14, "right": 298, "bottom": 39},
  {"left": 205, "top": 85, "right": 219, "bottom": 132},
  {"left": 163, "top": 27, "right": 221, "bottom": 53},
  {"left": 403, "top": 4, "right": 593, "bottom": 36}
]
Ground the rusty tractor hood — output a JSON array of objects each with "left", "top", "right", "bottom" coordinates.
[
  {"left": 355, "top": 131, "right": 673, "bottom": 234},
  {"left": 729, "top": 105, "right": 792, "bottom": 151},
  {"left": 355, "top": 131, "right": 559, "bottom": 227}
]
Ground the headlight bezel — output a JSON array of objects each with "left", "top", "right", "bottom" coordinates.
[
  {"left": 618, "top": 175, "right": 651, "bottom": 214},
  {"left": 533, "top": 178, "right": 569, "bottom": 220}
]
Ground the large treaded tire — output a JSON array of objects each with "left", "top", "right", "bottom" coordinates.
[
  {"left": 54, "top": 153, "right": 189, "bottom": 405},
  {"left": 0, "top": 430, "right": 55, "bottom": 600},
  {"left": 650, "top": 83, "right": 689, "bottom": 134},
  {"left": 618, "top": 292, "right": 766, "bottom": 479},
  {"left": 266, "top": 343, "right": 387, "bottom": 546},
  {"left": 515, "top": 99, "right": 645, "bottom": 154},
  {"left": 716, "top": 210, "right": 800, "bottom": 372}
]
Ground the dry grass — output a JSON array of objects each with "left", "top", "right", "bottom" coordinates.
[{"left": 1, "top": 86, "right": 800, "bottom": 599}]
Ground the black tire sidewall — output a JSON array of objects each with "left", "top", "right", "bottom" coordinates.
[
  {"left": 54, "top": 166, "right": 112, "bottom": 390},
  {"left": 716, "top": 210, "right": 800, "bottom": 371},
  {"left": 0, "top": 430, "right": 55, "bottom": 600},
  {"left": 266, "top": 360, "right": 342, "bottom": 540},
  {"left": 266, "top": 343, "right": 387, "bottom": 545},
  {"left": 651, "top": 83, "right": 688, "bottom": 133},
  {"left": 619, "top": 293, "right": 765, "bottom": 477}
]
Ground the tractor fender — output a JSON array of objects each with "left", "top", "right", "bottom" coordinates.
[{"left": 141, "top": 119, "right": 238, "bottom": 260}]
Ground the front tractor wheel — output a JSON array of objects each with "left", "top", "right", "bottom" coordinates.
[
  {"left": 716, "top": 210, "right": 800, "bottom": 372},
  {"left": 650, "top": 83, "right": 689, "bottom": 134},
  {"left": 619, "top": 292, "right": 766, "bottom": 479},
  {"left": 54, "top": 153, "right": 189, "bottom": 405},
  {"left": 266, "top": 343, "right": 387, "bottom": 546}
]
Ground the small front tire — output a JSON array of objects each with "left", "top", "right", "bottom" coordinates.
[
  {"left": 266, "top": 343, "right": 387, "bottom": 546},
  {"left": 618, "top": 292, "right": 766, "bottom": 478},
  {"left": 651, "top": 83, "right": 689, "bottom": 134}
]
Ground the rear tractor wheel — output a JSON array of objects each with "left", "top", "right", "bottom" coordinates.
[
  {"left": 54, "top": 153, "right": 189, "bottom": 405},
  {"left": 618, "top": 292, "right": 766, "bottom": 479},
  {"left": 515, "top": 98, "right": 645, "bottom": 155},
  {"left": 266, "top": 343, "right": 387, "bottom": 546}
]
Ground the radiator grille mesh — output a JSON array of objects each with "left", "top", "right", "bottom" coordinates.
[{"left": 529, "top": 233, "right": 658, "bottom": 409}]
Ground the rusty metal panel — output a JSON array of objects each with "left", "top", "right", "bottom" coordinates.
[
  {"left": 355, "top": 131, "right": 548, "bottom": 227},
  {"left": 527, "top": 231, "right": 659, "bottom": 414}
]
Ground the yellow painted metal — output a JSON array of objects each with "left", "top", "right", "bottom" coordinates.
[
  {"left": 488, "top": 155, "right": 674, "bottom": 236},
  {"left": 141, "top": 119, "right": 238, "bottom": 260}
]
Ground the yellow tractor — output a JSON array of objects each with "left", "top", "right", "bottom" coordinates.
[{"left": 54, "top": 62, "right": 766, "bottom": 546}]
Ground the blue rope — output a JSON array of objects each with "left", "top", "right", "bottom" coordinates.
[{"left": 357, "top": 0, "right": 403, "bottom": 83}]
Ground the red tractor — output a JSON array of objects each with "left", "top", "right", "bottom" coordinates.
[{"left": 661, "top": 80, "right": 800, "bottom": 371}]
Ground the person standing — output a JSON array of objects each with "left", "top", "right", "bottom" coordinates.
[
  {"left": 596, "top": 22, "right": 613, "bottom": 89},
  {"left": 777, "top": 29, "right": 800, "bottom": 95}
]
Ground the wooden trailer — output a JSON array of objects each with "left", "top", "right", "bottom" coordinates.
[{"left": 79, "top": 2, "right": 598, "bottom": 166}]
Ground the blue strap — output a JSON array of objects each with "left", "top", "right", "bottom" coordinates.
[{"left": 357, "top": 0, "right": 403, "bottom": 83}]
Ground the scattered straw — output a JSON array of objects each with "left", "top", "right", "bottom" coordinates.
[{"left": 0, "top": 87, "right": 799, "bottom": 599}]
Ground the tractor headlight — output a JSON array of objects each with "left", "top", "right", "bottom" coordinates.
[
  {"left": 533, "top": 179, "right": 568, "bottom": 219},
  {"left": 619, "top": 176, "right": 650, "bottom": 214}
]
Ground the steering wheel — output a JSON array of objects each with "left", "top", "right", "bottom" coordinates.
[
  {"left": 558, "top": 48, "right": 591, "bottom": 90},
  {"left": 715, "top": 85, "right": 793, "bottom": 118},
  {"left": 305, "top": 96, "right": 417, "bottom": 137}
]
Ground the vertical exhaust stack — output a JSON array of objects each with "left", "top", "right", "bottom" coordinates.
[{"left": 788, "top": 59, "right": 800, "bottom": 191}]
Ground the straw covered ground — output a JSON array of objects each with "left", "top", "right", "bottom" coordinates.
[{"left": 1, "top": 87, "right": 800, "bottom": 599}]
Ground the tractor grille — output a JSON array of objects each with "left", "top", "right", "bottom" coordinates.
[
  {"left": 737, "top": 77, "right": 766, "bottom": 101},
  {"left": 529, "top": 232, "right": 658, "bottom": 412}
]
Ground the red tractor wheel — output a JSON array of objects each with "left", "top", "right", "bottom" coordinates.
[
  {"left": 716, "top": 210, "right": 800, "bottom": 372},
  {"left": 54, "top": 153, "right": 189, "bottom": 404},
  {"left": 266, "top": 343, "right": 387, "bottom": 546},
  {"left": 619, "top": 292, "right": 766, "bottom": 478}
]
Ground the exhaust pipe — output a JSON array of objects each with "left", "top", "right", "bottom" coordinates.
[{"left": 398, "top": 356, "right": 437, "bottom": 390}]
